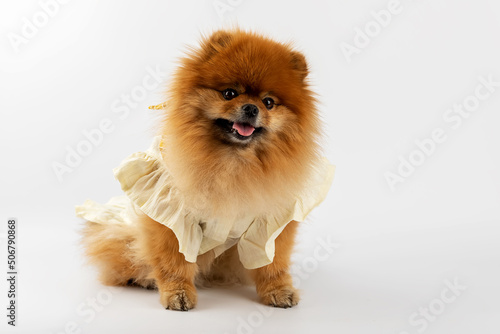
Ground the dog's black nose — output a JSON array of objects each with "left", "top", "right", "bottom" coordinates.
[{"left": 242, "top": 104, "right": 259, "bottom": 118}]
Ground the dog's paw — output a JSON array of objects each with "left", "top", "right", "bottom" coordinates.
[
  {"left": 160, "top": 286, "right": 197, "bottom": 311},
  {"left": 261, "top": 286, "right": 299, "bottom": 308}
]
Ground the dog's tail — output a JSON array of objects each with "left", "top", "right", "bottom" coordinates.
[{"left": 77, "top": 197, "right": 155, "bottom": 288}]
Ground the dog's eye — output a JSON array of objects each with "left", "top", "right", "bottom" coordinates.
[
  {"left": 262, "top": 97, "right": 275, "bottom": 110},
  {"left": 222, "top": 88, "right": 238, "bottom": 100}
]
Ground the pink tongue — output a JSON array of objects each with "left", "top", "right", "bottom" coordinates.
[{"left": 232, "top": 122, "right": 255, "bottom": 136}]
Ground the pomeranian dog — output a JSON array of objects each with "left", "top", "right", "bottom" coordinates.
[{"left": 77, "top": 29, "right": 334, "bottom": 311}]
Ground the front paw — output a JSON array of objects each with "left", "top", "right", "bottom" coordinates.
[
  {"left": 160, "top": 285, "right": 197, "bottom": 311},
  {"left": 260, "top": 286, "right": 299, "bottom": 308}
]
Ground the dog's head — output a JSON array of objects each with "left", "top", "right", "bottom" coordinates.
[
  {"left": 161, "top": 30, "right": 321, "bottom": 214},
  {"left": 166, "top": 30, "right": 318, "bottom": 149}
]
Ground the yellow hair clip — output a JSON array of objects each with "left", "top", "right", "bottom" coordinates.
[{"left": 148, "top": 102, "right": 167, "bottom": 110}]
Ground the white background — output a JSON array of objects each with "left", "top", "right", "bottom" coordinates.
[{"left": 1, "top": 0, "right": 499, "bottom": 333}]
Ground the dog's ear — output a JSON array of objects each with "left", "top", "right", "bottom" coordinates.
[
  {"left": 200, "top": 30, "right": 234, "bottom": 59},
  {"left": 209, "top": 30, "right": 233, "bottom": 48},
  {"left": 290, "top": 51, "right": 309, "bottom": 81}
]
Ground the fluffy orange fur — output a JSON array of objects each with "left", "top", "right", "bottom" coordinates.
[{"left": 82, "top": 29, "right": 321, "bottom": 310}]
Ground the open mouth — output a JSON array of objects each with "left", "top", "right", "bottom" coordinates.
[{"left": 214, "top": 118, "right": 263, "bottom": 142}]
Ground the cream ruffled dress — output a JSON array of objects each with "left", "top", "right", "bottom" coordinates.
[{"left": 76, "top": 136, "right": 335, "bottom": 269}]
